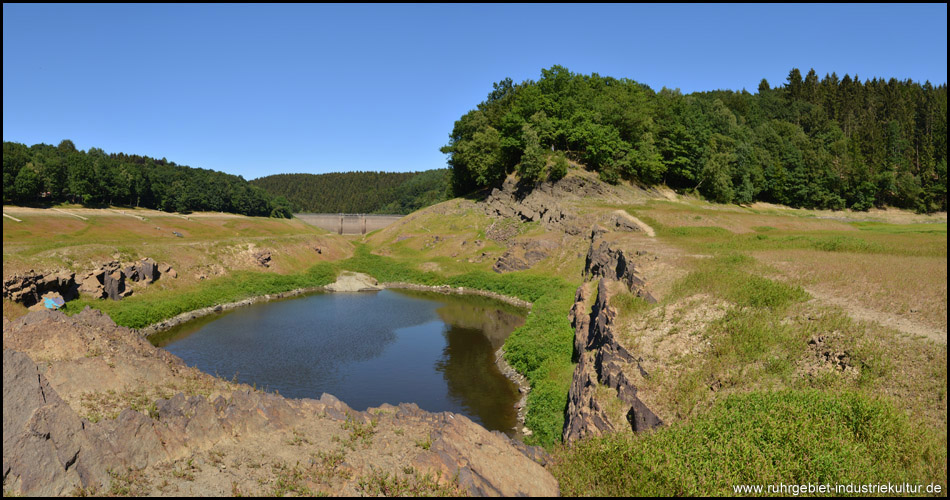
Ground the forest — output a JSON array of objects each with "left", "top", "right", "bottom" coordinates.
[
  {"left": 250, "top": 169, "right": 449, "bottom": 215},
  {"left": 442, "top": 66, "right": 947, "bottom": 212},
  {"left": 2, "top": 140, "right": 293, "bottom": 218}
]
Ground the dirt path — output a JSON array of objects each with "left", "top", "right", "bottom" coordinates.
[
  {"left": 612, "top": 210, "right": 655, "bottom": 236},
  {"left": 804, "top": 286, "right": 947, "bottom": 345}
]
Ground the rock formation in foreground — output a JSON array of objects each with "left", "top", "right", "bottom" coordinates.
[
  {"left": 563, "top": 278, "right": 663, "bottom": 444},
  {"left": 4, "top": 258, "right": 177, "bottom": 306},
  {"left": 2, "top": 309, "right": 558, "bottom": 496},
  {"left": 583, "top": 226, "right": 656, "bottom": 303}
]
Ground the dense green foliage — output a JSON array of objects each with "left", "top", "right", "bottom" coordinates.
[
  {"left": 443, "top": 66, "right": 947, "bottom": 212},
  {"left": 553, "top": 389, "right": 945, "bottom": 496},
  {"left": 2, "top": 140, "right": 294, "bottom": 217},
  {"left": 250, "top": 169, "right": 450, "bottom": 214}
]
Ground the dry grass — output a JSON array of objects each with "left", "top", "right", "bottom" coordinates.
[
  {"left": 749, "top": 201, "right": 948, "bottom": 225},
  {"left": 606, "top": 198, "right": 946, "bottom": 434},
  {"left": 628, "top": 199, "right": 861, "bottom": 234},
  {"left": 2, "top": 207, "right": 355, "bottom": 321},
  {"left": 2, "top": 206, "right": 350, "bottom": 276},
  {"left": 80, "top": 387, "right": 163, "bottom": 423},
  {"left": 757, "top": 249, "right": 947, "bottom": 335}
]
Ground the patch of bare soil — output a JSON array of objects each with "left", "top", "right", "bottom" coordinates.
[
  {"left": 796, "top": 330, "right": 860, "bottom": 380},
  {"left": 804, "top": 287, "right": 946, "bottom": 345},
  {"left": 749, "top": 202, "right": 948, "bottom": 225},
  {"left": 615, "top": 294, "right": 729, "bottom": 422},
  {"left": 610, "top": 210, "right": 655, "bottom": 236}
]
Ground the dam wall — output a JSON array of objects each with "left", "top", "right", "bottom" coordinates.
[{"left": 295, "top": 213, "right": 403, "bottom": 235}]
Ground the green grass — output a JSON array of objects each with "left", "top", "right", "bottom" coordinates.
[
  {"left": 552, "top": 389, "right": 946, "bottom": 496},
  {"left": 612, "top": 292, "right": 654, "bottom": 318},
  {"left": 850, "top": 221, "right": 947, "bottom": 235},
  {"left": 670, "top": 253, "right": 809, "bottom": 310},
  {"left": 62, "top": 263, "right": 338, "bottom": 329}
]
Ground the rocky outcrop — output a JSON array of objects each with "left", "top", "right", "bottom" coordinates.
[
  {"left": 131, "top": 257, "right": 159, "bottom": 283},
  {"left": 483, "top": 176, "right": 581, "bottom": 235},
  {"left": 103, "top": 270, "right": 129, "bottom": 301},
  {"left": 158, "top": 263, "right": 178, "bottom": 279},
  {"left": 492, "top": 239, "right": 558, "bottom": 273},
  {"left": 78, "top": 270, "right": 107, "bottom": 298},
  {"left": 563, "top": 279, "right": 662, "bottom": 444},
  {"left": 583, "top": 227, "right": 656, "bottom": 303},
  {"left": 3, "top": 350, "right": 121, "bottom": 496},
  {"left": 76, "top": 261, "right": 121, "bottom": 300},
  {"left": 6, "top": 259, "right": 174, "bottom": 305},
  {"left": 253, "top": 250, "right": 272, "bottom": 268},
  {"left": 2, "top": 270, "right": 77, "bottom": 307},
  {"left": 407, "top": 405, "right": 557, "bottom": 496}
]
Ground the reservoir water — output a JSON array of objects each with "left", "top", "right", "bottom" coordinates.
[{"left": 151, "top": 289, "right": 527, "bottom": 435}]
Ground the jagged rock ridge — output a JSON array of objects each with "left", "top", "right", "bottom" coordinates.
[
  {"left": 563, "top": 278, "right": 663, "bottom": 443},
  {"left": 583, "top": 227, "right": 656, "bottom": 303}
]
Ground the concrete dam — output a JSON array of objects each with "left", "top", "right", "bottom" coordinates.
[{"left": 295, "top": 213, "right": 403, "bottom": 235}]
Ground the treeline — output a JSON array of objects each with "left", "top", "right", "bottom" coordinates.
[
  {"left": 2, "top": 140, "right": 294, "bottom": 217},
  {"left": 442, "top": 66, "right": 947, "bottom": 212},
  {"left": 250, "top": 169, "right": 450, "bottom": 215}
]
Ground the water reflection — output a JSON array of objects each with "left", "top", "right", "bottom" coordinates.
[{"left": 152, "top": 288, "right": 526, "bottom": 435}]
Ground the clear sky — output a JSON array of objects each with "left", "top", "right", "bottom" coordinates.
[{"left": 3, "top": 4, "right": 947, "bottom": 180}]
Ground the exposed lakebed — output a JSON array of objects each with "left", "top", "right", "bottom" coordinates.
[{"left": 150, "top": 288, "right": 527, "bottom": 435}]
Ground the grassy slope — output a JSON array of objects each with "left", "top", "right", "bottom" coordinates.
[
  {"left": 2, "top": 205, "right": 353, "bottom": 321},
  {"left": 551, "top": 199, "right": 947, "bottom": 494}
]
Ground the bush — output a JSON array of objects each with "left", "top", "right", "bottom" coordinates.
[{"left": 548, "top": 153, "right": 569, "bottom": 182}]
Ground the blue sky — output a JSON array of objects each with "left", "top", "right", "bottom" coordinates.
[{"left": 3, "top": 4, "right": 947, "bottom": 180}]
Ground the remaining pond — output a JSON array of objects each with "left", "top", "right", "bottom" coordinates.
[{"left": 151, "top": 289, "right": 527, "bottom": 435}]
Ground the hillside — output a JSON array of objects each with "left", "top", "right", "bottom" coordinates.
[
  {"left": 250, "top": 169, "right": 450, "bottom": 215},
  {"left": 3, "top": 171, "right": 947, "bottom": 496},
  {"left": 1, "top": 205, "right": 352, "bottom": 324},
  {"left": 363, "top": 170, "right": 947, "bottom": 493},
  {"left": 442, "top": 66, "right": 947, "bottom": 213},
  {"left": 2, "top": 141, "right": 294, "bottom": 218}
]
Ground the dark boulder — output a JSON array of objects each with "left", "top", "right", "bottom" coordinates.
[
  {"left": 102, "top": 271, "right": 125, "bottom": 301},
  {"left": 253, "top": 250, "right": 272, "bottom": 268},
  {"left": 134, "top": 258, "right": 158, "bottom": 283},
  {"left": 3, "top": 271, "right": 77, "bottom": 306}
]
